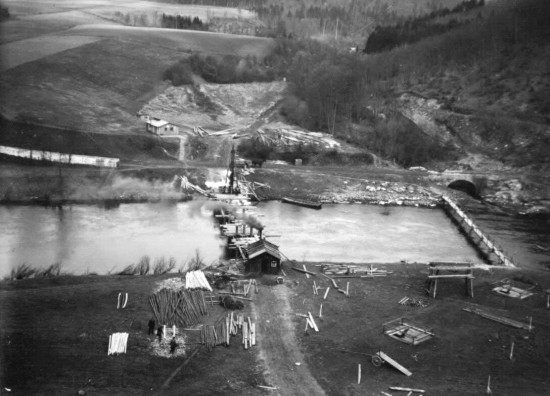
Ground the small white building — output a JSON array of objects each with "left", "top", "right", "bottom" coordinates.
[{"left": 145, "top": 118, "right": 179, "bottom": 136}]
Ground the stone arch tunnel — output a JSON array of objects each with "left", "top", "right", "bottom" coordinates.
[{"left": 447, "top": 179, "right": 481, "bottom": 199}]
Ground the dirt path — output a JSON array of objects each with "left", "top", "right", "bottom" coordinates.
[{"left": 252, "top": 282, "right": 325, "bottom": 396}]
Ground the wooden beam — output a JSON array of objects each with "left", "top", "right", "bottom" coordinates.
[
  {"left": 291, "top": 267, "right": 317, "bottom": 276},
  {"left": 389, "top": 386, "right": 425, "bottom": 393},
  {"left": 462, "top": 307, "right": 533, "bottom": 330},
  {"left": 377, "top": 351, "right": 412, "bottom": 377}
]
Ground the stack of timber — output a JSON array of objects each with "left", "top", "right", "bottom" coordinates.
[
  {"left": 201, "top": 312, "right": 256, "bottom": 350},
  {"left": 149, "top": 289, "right": 208, "bottom": 328},
  {"left": 185, "top": 270, "right": 213, "bottom": 292},
  {"left": 108, "top": 332, "right": 129, "bottom": 355},
  {"left": 321, "top": 264, "right": 391, "bottom": 277}
]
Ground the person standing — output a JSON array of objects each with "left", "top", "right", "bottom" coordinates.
[
  {"left": 148, "top": 318, "right": 155, "bottom": 335},
  {"left": 157, "top": 326, "right": 163, "bottom": 342},
  {"left": 170, "top": 337, "right": 178, "bottom": 354}
]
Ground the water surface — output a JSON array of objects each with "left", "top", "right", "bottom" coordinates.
[{"left": 0, "top": 201, "right": 483, "bottom": 278}]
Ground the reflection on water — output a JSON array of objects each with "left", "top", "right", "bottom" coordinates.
[
  {"left": 257, "top": 202, "right": 481, "bottom": 263},
  {"left": 0, "top": 202, "right": 222, "bottom": 278},
  {"left": 0, "top": 201, "right": 484, "bottom": 278}
]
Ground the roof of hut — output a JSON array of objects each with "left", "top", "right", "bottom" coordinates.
[{"left": 244, "top": 239, "right": 281, "bottom": 260}]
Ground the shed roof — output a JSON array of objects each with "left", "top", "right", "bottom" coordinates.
[
  {"left": 147, "top": 119, "right": 169, "bottom": 128},
  {"left": 244, "top": 239, "right": 281, "bottom": 260}
]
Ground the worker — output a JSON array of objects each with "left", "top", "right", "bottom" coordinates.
[
  {"left": 148, "top": 318, "right": 155, "bottom": 335},
  {"left": 157, "top": 326, "right": 163, "bottom": 342},
  {"left": 170, "top": 337, "right": 178, "bottom": 354}
]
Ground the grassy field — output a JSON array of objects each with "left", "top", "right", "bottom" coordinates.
[
  {"left": 0, "top": 0, "right": 273, "bottom": 147},
  {"left": 1, "top": 262, "right": 549, "bottom": 395}
]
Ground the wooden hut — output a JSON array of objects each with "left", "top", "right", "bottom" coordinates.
[{"left": 244, "top": 239, "right": 281, "bottom": 274}]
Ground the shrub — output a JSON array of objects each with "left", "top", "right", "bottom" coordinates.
[
  {"left": 135, "top": 255, "right": 150, "bottom": 275},
  {"left": 9, "top": 264, "right": 36, "bottom": 280},
  {"left": 118, "top": 264, "right": 136, "bottom": 276},
  {"left": 37, "top": 262, "right": 64, "bottom": 277},
  {"left": 153, "top": 256, "right": 176, "bottom": 275},
  {"left": 188, "top": 250, "right": 205, "bottom": 271}
]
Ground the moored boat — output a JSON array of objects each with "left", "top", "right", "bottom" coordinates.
[{"left": 281, "top": 196, "right": 322, "bottom": 210}]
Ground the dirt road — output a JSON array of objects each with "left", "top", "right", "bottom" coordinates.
[{"left": 252, "top": 281, "right": 326, "bottom": 396}]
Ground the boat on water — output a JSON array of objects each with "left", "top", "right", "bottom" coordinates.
[{"left": 281, "top": 196, "right": 322, "bottom": 210}]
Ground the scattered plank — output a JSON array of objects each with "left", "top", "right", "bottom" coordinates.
[
  {"left": 292, "top": 267, "right": 317, "bottom": 276},
  {"left": 462, "top": 307, "right": 533, "bottom": 330},
  {"left": 377, "top": 351, "right": 412, "bottom": 377},
  {"left": 308, "top": 312, "right": 319, "bottom": 332},
  {"left": 389, "top": 386, "right": 425, "bottom": 393},
  {"left": 257, "top": 385, "right": 278, "bottom": 390}
]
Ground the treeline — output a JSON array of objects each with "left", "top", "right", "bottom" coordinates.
[
  {"left": 163, "top": 54, "right": 278, "bottom": 85},
  {"left": 365, "top": 0, "right": 484, "bottom": 54},
  {"left": 161, "top": 14, "right": 208, "bottom": 30}
]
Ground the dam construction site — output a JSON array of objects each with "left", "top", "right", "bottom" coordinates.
[
  {"left": 1, "top": 0, "right": 550, "bottom": 394},
  {"left": 2, "top": 143, "right": 550, "bottom": 396}
]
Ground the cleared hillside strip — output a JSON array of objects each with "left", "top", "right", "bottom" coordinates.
[{"left": 0, "top": 34, "right": 101, "bottom": 71}]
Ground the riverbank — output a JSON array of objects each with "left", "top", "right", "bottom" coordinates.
[{"left": 1, "top": 263, "right": 550, "bottom": 395}]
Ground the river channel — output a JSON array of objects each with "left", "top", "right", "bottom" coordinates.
[{"left": 0, "top": 201, "right": 485, "bottom": 278}]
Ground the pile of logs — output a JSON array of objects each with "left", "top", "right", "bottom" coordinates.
[
  {"left": 200, "top": 312, "right": 257, "bottom": 351},
  {"left": 185, "top": 270, "right": 213, "bottom": 292},
  {"left": 321, "top": 264, "right": 392, "bottom": 278},
  {"left": 108, "top": 332, "right": 129, "bottom": 355},
  {"left": 398, "top": 296, "right": 428, "bottom": 308},
  {"left": 149, "top": 289, "right": 208, "bottom": 328}
]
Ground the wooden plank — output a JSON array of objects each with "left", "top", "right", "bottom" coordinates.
[
  {"left": 462, "top": 307, "right": 533, "bottom": 330},
  {"left": 303, "top": 264, "right": 310, "bottom": 279},
  {"left": 376, "top": 351, "right": 412, "bottom": 377},
  {"left": 389, "top": 386, "right": 425, "bottom": 393},
  {"left": 428, "top": 275, "right": 474, "bottom": 279},
  {"left": 291, "top": 267, "right": 317, "bottom": 276}
]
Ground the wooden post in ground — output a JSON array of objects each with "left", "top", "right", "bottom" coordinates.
[
  {"left": 357, "top": 364, "right": 361, "bottom": 384},
  {"left": 324, "top": 287, "right": 330, "bottom": 300},
  {"left": 319, "top": 304, "right": 323, "bottom": 319},
  {"left": 509, "top": 341, "right": 514, "bottom": 360}
]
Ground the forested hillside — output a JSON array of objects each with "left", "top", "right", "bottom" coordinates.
[{"left": 160, "top": 0, "right": 550, "bottom": 169}]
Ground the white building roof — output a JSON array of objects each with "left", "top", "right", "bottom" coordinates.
[{"left": 147, "top": 119, "right": 169, "bottom": 128}]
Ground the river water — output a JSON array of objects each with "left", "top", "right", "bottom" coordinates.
[{"left": 0, "top": 201, "right": 485, "bottom": 278}]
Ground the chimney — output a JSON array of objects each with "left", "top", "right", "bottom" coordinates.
[{"left": 259, "top": 228, "right": 263, "bottom": 239}]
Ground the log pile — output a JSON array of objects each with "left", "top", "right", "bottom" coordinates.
[
  {"left": 185, "top": 270, "right": 213, "bottom": 292},
  {"left": 108, "top": 332, "right": 129, "bottom": 355},
  {"left": 398, "top": 296, "right": 428, "bottom": 308},
  {"left": 200, "top": 312, "right": 257, "bottom": 351},
  {"left": 149, "top": 289, "right": 208, "bottom": 328}
]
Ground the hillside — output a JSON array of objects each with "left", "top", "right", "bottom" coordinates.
[{"left": 359, "top": 0, "right": 550, "bottom": 171}]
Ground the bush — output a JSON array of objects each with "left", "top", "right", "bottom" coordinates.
[
  {"left": 153, "top": 257, "right": 176, "bottom": 275},
  {"left": 118, "top": 264, "right": 136, "bottom": 276},
  {"left": 9, "top": 264, "right": 36, "bottom": 280},
  {"left": 37, "top": 262, "right": 64, "bottom": 277},
  {"left": 238, "top": 138, "right": 272, "bottom": 165},
  {"left": 135, "top": 255, "right": 150, "bottom": 275}
]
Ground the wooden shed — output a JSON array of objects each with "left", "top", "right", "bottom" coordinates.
[
  {"left": 145, "top": 118, "right": 179, "bottom": 136},
  {"left": 244, "top": 239, "right": 281, "bottom": 274}
]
